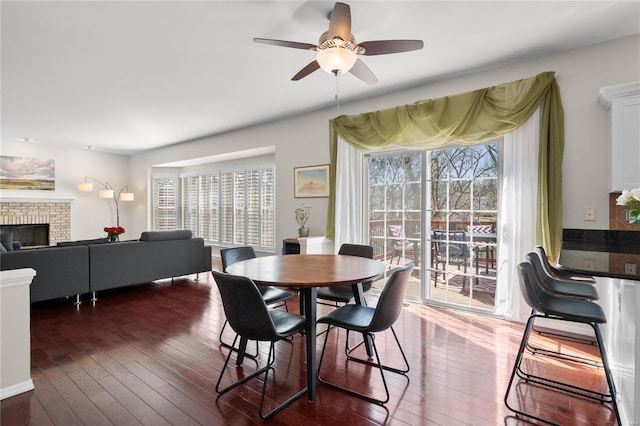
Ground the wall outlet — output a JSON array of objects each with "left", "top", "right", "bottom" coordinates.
[
  {"left": 584, "top": 207, "right": 596, "bottom": 221},
  {"left": 625, "top": 263, "right": 637, "bottom": 275},
  {"left": 583, "top": 259, "right": 595, "bottom": 271}
]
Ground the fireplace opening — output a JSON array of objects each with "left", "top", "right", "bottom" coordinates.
[{"left": 0, "top": 224, "right": 50, "bottom": 247}]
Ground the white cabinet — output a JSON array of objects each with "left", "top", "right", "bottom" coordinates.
[
  {"left": 598, "top": 82, "right": 640, "bottom": 192},
  {"left": 595, "top": 277, "right": 639, "bottom": 425}
]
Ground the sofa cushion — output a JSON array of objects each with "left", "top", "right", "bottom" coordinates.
[
  {"left": 57, "top": 238, "right": 110, "bottom": 247},
  {"left": 139, "top": 230, "right": 193, "bottom": 242},
  {"left": 0, "top": 243, "right": 6, "bottom": 253},
  {"left": 1, "top": 231, "right": 15, "bottom": 251}
]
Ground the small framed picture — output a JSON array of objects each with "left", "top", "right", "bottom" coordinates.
[{"left": 294, "top": 164, "right": 330, "bottom": 198}]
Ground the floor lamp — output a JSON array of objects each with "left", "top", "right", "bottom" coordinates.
[{"left": 77, "top": 176, "right": 134, "bottom": 227}]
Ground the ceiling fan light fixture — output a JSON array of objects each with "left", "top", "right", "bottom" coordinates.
[{"left": 316, "top": 47, "right": 357, "bottom": 75}]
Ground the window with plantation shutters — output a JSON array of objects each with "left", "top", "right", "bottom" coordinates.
[
  {"left": 152, "top": 177, "right": 178, "bottom": 230},
  {"left": 176, "top": 166, "right": 274, "bottom": 251}
]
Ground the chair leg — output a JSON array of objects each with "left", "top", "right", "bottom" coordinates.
[
  {"left": 345, "top": 327, "right": 409, "bottom": 375},
  {"left": 505, "top": 311, "right": 621, "bottom": 426},
  {"left": 504, "top": 312, "right": 550, "bottom": 425},
  {"left": 514, "top": 317, "right": 615, "bottom": 402},
  {"left": 216, "top": 337, "right": 307, "bottom": 420},
  {"left": 592, "top": 323, "right": 621, "bottom": 425},
  {"left": 219, "top": 320, "right": 258, "bottom": 362},
  {"left": 216, "top": 335, "right": 268, "bottom": 394},
  {"left": 525, "top": 329, "right": 601, "bottom": 368},
  {"left": 258, "top": 343, "right": 308, "bottom": 419},
  {"left": 433, "top": 263, "right": 439, "bottom": 287},
  {"left": 318, "top": 325, "right": 409, "bottom": 405}
]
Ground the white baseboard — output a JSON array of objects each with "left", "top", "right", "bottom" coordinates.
[{"left": 1, "top": 379, "right": 34, "bottom": 400}]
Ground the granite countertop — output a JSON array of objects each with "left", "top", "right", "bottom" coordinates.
[{"left": 558, "top": 229, "right": 640, "bottom": 281}]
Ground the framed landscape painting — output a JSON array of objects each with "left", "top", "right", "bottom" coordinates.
[
  {"left": 0, "top": 155, "right": 55, "bottom": 190},
  {"left": 294, "top": 164, "right": 329, "bottom": 198}
]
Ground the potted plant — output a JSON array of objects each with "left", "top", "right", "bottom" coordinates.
[{"left": 295, "top": 205, "right": 310, "bottom": 237}]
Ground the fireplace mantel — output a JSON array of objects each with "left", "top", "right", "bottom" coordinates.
[{"left": 0, "top": 195, "right": 75, "bottom": 203}]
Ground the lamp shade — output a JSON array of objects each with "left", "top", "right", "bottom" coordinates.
[
  {"left": 78, "top": 182, "right": 94, "bottom": 192},
  {"left": 99, "top": 189, "right": 114, "bottom": 199},
  {"left": 316, "top": 47, "right": 357, "bottom": 75},
  {"left": 119, "top": 192, "right": 134, "bottom": 201}
]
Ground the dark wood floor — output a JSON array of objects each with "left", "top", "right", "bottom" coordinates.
[{"left": 1, "top": 267, "right": 618, "bottom": 425}]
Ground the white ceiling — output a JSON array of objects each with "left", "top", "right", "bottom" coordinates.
[{"left": 2, "top": 1, "right": 639, "bottom": 155}]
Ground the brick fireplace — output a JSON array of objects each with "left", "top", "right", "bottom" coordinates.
[{"left": 0, "top": 199, "right": 71, "bottom": 246}]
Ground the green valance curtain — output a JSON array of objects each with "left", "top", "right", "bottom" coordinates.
[{"left": 327, "top": 71, "right": 564, "bottom": 260}]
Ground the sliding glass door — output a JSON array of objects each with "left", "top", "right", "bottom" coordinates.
[{"left": 366, "top": 141, "right": 500, "bottom": 312}]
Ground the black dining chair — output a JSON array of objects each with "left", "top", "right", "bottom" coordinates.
[
  {"left": 211, "top": 271, "right": 307, "bottom": 419},
  {"left": 317, "top": 243, "right": 374, "bottom": 307},
  {"left": 535, "top": 245, "right": 597, "bottom": 284},
  {"left": 218, "top": 246, "right": 295, "bottom": 350},
  {"left": 317, "top": 263, "right": 414, "bottom": 404},
  {"left": 504, "top": 262, "right": 620, "bottom": 426}
]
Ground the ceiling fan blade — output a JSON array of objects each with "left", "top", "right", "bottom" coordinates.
[
  {"left": 253, "top": 38, "right": 317, "bottom": 51},
  {"left": 328, "top": 2, "right": 351, "bottom": 41},
  {"left": 349, "top": 59, "right": 377, "bottom": 85},
  {"left": 358, "top": 40, "right": 424, "bottom": 56},
  {"left": 292, "top": 61, "right": 320, "bottom": 81}
]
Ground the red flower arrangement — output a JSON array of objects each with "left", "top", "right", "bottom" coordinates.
[{"left": 104, "top": 226, "right": 125, "bottom": 241}]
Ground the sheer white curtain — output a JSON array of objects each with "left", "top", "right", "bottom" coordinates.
[
  {"left": 494, "top": 107, "right": 540, "bottom": 321},
  {"left": 334, "top": 136, "right": 366, "bottom": 251}
]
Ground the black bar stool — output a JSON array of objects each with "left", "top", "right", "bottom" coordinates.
[
  {"left": 504, "top": 261, "right": 621, "bottom": 425},
  {"left": 525, "top": 252, "right": 602, "bottom": 366}
]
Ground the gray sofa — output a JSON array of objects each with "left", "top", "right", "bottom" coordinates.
[
  {"left": 0, "top": 230, "right": 212, "bottom": 304},
  {"left": 89, "top": 230, "right": 212, "bottom": 294}
]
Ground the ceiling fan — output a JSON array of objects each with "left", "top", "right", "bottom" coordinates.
[{"left": 253, "top": 2, "right": 423, "bottom": 85}]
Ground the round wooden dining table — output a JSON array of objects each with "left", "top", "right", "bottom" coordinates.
[{"left": 225, "top": 254, "right": 385, "bottom": 402}]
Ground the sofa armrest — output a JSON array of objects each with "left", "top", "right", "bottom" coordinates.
[{"left": 0, "top": 246, "right": 90, "bottom": 303}]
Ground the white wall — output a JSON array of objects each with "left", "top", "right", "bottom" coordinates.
[
  {"left": 130, "top": 34, "right": 640, "bottom": 249},
  {"left": 0, "top": 142, "right": 131, "bottom": 241},
  {"left": 2, "top": 35, "right": 638, "bottom": 245}
]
